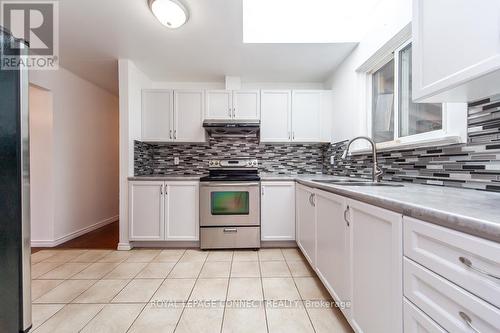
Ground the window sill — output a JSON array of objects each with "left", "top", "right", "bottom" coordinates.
[{"left": 348, "top": 135, "right": 464, "bottom": 155}]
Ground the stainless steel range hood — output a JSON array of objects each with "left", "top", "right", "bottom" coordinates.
[{"left": 203, "top": 120, "right": 260, "bottom": 138}]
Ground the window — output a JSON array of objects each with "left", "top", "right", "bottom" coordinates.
[{"left": 371, "top": 41, "right": 446, "bottom": 145}]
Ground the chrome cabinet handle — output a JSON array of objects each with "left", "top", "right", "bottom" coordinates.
[
  {"left": 292, "top": 132, "right": 295, "bottom": 140},
  {"left": 459, "top": 257, "right": 500, "bottom": 280},
  {"left": 459, "top": 312, "right": 481, "bottom": 333},
  {"left": 169, "top": 130, "right": 172, "bottom": 139},
  {"left": 288, "top": 131, "right": 291, "bottom": 140},
  {"left": 308, "top": 193, "right": 315, "bottom": 207},
  {"left": 344, "top": 205, "right": 350, "bottom": 226},
  {"left": 232, "top": 107, "right": 236, "bottom": 118},
  {"left": 160, "top": 184, "right": 163, "bottom": 195},
  {"left": 228, "top": 108, "right": 231, "bottom": 117},
  {"left": 261, "top": 186, "right": 264, "bottom": 196},
  {"left": 311, "top": 193, "right": 315, "bottom": 206},
  {"left": 174, "top": 130, "right": 177, "bottom": 139},
  {"left": 223, "top": 228, "right": 237, "bottom": 233}
]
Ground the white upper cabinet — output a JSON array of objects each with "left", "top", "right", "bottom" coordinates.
[
  {"left": 260, "top": 90, "right": 292, "bottom": 142},
  {"left": 412, "top": 0, "right": 500, "bottom": 102},
  {"left": 292, "top": 90, "right": 322, "bottom": 142},
  {"left": 319, "top": 91, "right": 333, "bottom": 142},
  {"left": 142, "top": 89, "right": 205, "bottom": 142},
  {"left": 261, "top": 181, "right": 295, "bottom": 241},
  {"left": 173, "top": 90, "right": 205, "bottom": 142},
  {"left": 205, "top": 90, "right": 260, "bottom": 120},
  {"left": 233, "top": 90, "right": 260, "bottom": 120},
  {"left": 142, "top": 89, "right": 174, "bottom": 142},
  {"left": 261, "top": 90, "right": 332, "bottom": 143},
  {"left": 205, "top": 90, "right": 233, "bottom": 119},
  {"left": 348, "top": 199, "right": 403, "bottom": 333}
]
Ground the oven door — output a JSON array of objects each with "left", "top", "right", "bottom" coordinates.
[{"left": 200, "top": 182, "right": 260, "bottom": 226}]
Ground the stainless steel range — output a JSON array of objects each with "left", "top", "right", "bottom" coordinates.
[{"left": 200, "top": 159, "right": 260, "bottom": 250}]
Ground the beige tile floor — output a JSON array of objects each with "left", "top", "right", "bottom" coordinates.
[{"left": 30, "top": 248, "right": 353, "bottom": 333}]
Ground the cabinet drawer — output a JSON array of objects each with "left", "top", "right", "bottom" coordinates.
[
  {"left": 404, "top": 258, "right": 500, "bottom": 333},
  {"left": 404, "top": 298, "right": 446, "bottom": 333},
  {"left": 404, "top": 217, "right": 500, "bottom": 308},
  {"left": 200, "top": 227, "right": 260, "bottom": 249}
]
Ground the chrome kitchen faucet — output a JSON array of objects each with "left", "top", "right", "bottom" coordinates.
[{"left": 341, "top": 136, "right": 383, "bottom": 183}]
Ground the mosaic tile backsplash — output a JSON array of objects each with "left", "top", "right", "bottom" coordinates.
[
  {"left": 135, "top": 137, "right": 327, "bottom": 176},
  {"left": 323, "top": 96, "right": 500, "bottom": 192},
  {"left": 135, "top": 96, "right": 500, "bottom": 192}
]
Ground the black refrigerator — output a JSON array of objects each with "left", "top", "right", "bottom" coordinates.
[{"left": 0, "top": 26, "right": 32, "bottom": 332}]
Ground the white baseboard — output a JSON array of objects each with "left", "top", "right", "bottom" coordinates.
[
  {"left": 31, "top": 215, "right": 119, "bottom": 247},
  {"left": 117, "top": 242, "right": 132, "bottom": 251}
]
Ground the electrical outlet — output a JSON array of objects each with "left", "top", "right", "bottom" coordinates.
[
  {"left": 174, "top": 157, "right": 180, "bottom": 165},
  {"left": 330, "top": 156, "right": 335, "bottom": 165}
]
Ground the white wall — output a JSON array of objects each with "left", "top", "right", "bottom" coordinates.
[
  {"left": 29, "top": 67, "right": 119, "bottom": 246},
  {"left": 118, "top": 59, "right": 152, "bottom": 250},
  {"left": 325, "top": 0, "right": 412, "bottom": 143},
  {"left": 29, "top": 85, "right": 55, "bottom": 243}
]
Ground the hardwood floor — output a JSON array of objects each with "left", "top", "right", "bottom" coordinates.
[{"left": 32, "top": 221, "right": 119, "bottom": 253}]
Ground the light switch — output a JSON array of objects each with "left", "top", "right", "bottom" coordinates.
[
  {"left": 174, "top": 157, "right": 180, "bottom": 165},
  {"left": 330, "top": 156, "right": 335, "bottom": 165}
]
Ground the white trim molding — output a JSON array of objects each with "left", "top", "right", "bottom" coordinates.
[{"left": 31, "top": 215, "right": 119, "bottom": 247}]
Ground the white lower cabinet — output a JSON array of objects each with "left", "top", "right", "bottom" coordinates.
[
  {"left": 348, "top": 199, "right": 403, "bottom": 333},
  {"left": 404, "top": 258, "right": 500, "bottom": 333},
  {"left": 296, "top": 184, "right": 316, "bottom": 266},
  {"left": 403, "top": 298, "right": 446, "bottom": 333},
  {"left": 129, "top": 181, "right": 165, "bottom": 241},
  {"left": 165, "top": 182, "right": 199, "bottom": 241},
  {"left": 129, "top": 180, "right": 199, "bottom": 242},
  {"left": 315, "top": 190, "right": 350, "bottom": 317},
  {"left": 260, "top": 181, "right": 295, "bottom": 241}
]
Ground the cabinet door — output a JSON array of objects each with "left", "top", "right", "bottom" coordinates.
[
  {"left": 291, "top": 91, "right": 321, "bottom": 142},
  {"left": 349, "top": 199, "right": 403, "bottom": 333},
  {"left": 319, "top": 91, "right": 333, "bottom": 143},
  {"left": 412, "top": 0, "right": 500, "bottom": 102},
  {"left": 205, "top": 90, "right": 232, "bottom": 119},
  {"left": 295, "top": 184, "right": 316, "bottom": 266},
  {"left": 165, "top": 182, "right": 199, "bottom": 241},
  {"left": 142, "top": 90, "right": 173, "bottom": 141},
  {"left": 260, "top": 90, "right": 291, "bottom": 142},
  {"left": 173, "top": 90, "right": 205, "bottom": 142},
  {"left": 233, "top": 90, "right": 260, "bottom": 120},
  {"left": 315, "top": 190, "right": 350, "bottom": 317},
  {"left": 129, "top": 181, "right": 164, "bottom": 240},
  {"left": 261, "top": 182, "right": 295, "bottom": 241}
]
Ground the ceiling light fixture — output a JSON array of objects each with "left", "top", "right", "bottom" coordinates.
[{"left": 149, "top": 0, "right": 189, "bottom": 29}]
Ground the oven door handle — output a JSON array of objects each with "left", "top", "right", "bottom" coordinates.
[{"left": 200, "top": 182, "right": 260, "bottom": 187}]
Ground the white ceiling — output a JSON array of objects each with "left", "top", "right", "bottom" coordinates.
[{"left": 57, "top": 0, "right": 357, "bottom": 95}]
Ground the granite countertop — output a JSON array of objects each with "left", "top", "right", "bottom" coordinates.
[
  {"left": 263, "top": 173, "right": 500, "bottom": 243},
  {"left": 128, "top": 175, "right": 205, "bottom": 181}
]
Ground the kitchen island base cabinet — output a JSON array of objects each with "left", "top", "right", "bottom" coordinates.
[
  {"left": 349, "top": 199, "right": 403, "bottom": 333},
  {"left": 128, "top": 181, "right": 199, "bottom": 242},
  {"left": 261, "top": 181, "right": 295, "bottom": 241},
  {"left": 296, "top": 184, "right": 316, "bottom": 267}
]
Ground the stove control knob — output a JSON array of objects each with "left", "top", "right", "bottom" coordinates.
[{"left": 252, "top": 160, "right": 258, "bottom": 167}]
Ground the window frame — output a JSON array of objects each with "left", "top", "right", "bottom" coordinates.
[{"left": 363, "top": 39, "right": 464, "bottom": 151}]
